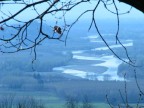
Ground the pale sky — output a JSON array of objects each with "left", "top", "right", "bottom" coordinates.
[{"left": 0, "top": 0, "right": 143, "bottom": 22}]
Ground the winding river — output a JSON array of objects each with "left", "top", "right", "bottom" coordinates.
[{"left": 53, "top": 35, "right": 133, "bottom": 81}]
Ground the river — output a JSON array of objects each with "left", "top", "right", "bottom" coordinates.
[{"left": 53, "top": 35, "right": 133, "bottom": 81}]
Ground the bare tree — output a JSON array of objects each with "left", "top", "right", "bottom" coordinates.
[
  {"left": 81, "top": 95, "right": 93, "bottom": 108},
  {"left": 0, "top": 94, "right": 15, "bottom": 108},
  {"left": 16, "top": 96, "right": 45, "bottom": 108},
  {"left": 65, "top": 95, "right": 79, "bottom": 108},
  {"left": 0, "top": 1, "right": 143, "bottom": 107},
  {"left": 0, "top": 0, "right": 143, "bottom": 65},
  {"left": 0, "top": 94, "right": 45, "bottom": 108}
]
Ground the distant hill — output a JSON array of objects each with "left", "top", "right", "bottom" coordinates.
[{"left": 0, "top": 21, "right": 54, "bottom": 41}]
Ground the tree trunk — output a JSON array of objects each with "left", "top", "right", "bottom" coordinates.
[{"left": 119, "top": 0, "right": 144, "bottom": 13}]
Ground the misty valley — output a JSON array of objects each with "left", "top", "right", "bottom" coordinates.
[{"left": 0, "top": 20, "right": 144, "bottom": 108}]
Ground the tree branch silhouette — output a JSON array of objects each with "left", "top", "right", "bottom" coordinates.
[
  {"left": 0, "top": 0, "right": 144, "bottom": 107},
  {"left": 0, "top": 0, "right": 142, "bottom": 65},
  {"left": 119, "top": 0, "right": 144, "bottom": 13}
]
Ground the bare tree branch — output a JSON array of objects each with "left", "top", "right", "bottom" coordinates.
[
  {"left": 0, "top": 0, "right": 142, "bottom": 65},
  {"left": 119, "top": 0, "right": 144, "bottom": 13}
]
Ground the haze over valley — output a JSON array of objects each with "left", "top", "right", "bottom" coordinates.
[{"left": 0, "top": 20, "right": 144, "bottom": 107}]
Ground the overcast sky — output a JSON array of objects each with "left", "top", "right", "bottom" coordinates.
[{"left": 0, "top": 0, "right": 143, "bottom": 22}]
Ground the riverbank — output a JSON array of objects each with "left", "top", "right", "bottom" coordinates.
[{"left": 53, "top": 35, "right": 133, "bottom": 81}]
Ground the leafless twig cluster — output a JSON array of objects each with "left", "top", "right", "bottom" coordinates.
[
  {"left": 106, "top": 71, "right": 144, "bottom": 108},
  {"left": 0, "top": 0, "right": 135, "bottom": 65}
]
